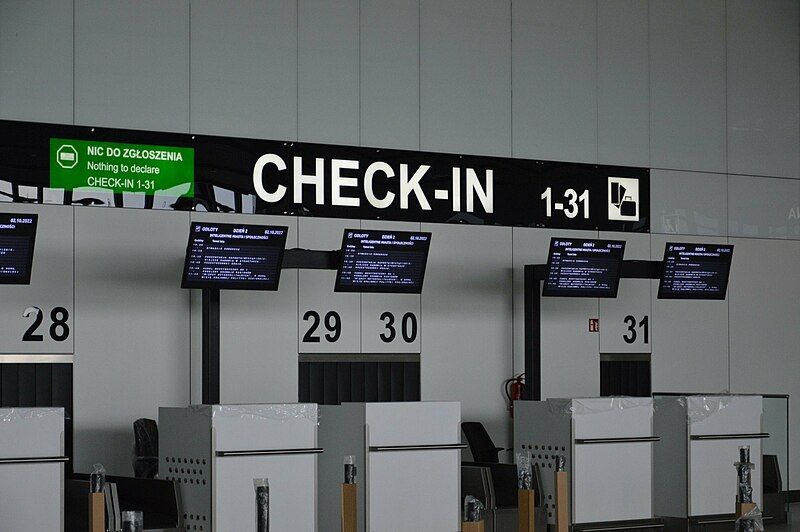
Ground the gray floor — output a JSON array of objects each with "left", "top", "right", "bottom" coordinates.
[{"left": 769, "top": 503, "right": 800, "bottom": 531}]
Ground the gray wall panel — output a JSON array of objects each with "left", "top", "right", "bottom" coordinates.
[
  {"left": 189, "top": 213, "right": 299, "bottom": 404},
  {"left": 2, "top": 1, "right": 800, "bottom": 489},
  {"left": 0, "top": 204, "right": 73, "bottom": 354},
  {"left": 512, "top": 0, "right": 597, "bottom": 163},
  {"left": 650, "top": 234, "right": 729, "bottom": 394},
  {"left": 190, "top": 0, "right": 297, "bottom": 139},
  {"left": 728, "top": 238, "right": 800, "bottom": 489},
  {"left": 512, "top": 228, "right": 600, "bottom": 398},
  {"left": 359, "top": 220, "right": 422, "bottom": 354},
  {"left": 297, "top": 217, "right": 361, "bottom": 353},
  {"left": 360, "top": 0, "right": 419, "bottom": 150},
  {"left": 599, "top": 232, "right": 652, "bottom": 353},
  {"left": 649, "top": 169, "right": 728, "bottom": 236},
  {"left": 420, "top": 0, "right": 511, "bottom": 156},
  {"left": 597, "top": 0, "right": 649, "bottom": 167},
  {"left": 422, "top": 223, "right": 512, "bottom": 450},
  {"left": 73, "top": 0, "right": 190, "bottom": 131},
  {"left": 0, "top": 0, "right": 73, "bottom": 124},
  {"left": 649, "top": 0, "right": 726, "bottom": 173},
  {"left": 728, "top": 175, "right": 800, "bottom": 239},
  {"left": 727, "top": 0, "right": 800, "bottom": 179},
  {"left": 74, "top": 208, "right": 190, "bottom": 475},
  {"left": 298, "top": 0, "right": 359, "bottom": 144}
]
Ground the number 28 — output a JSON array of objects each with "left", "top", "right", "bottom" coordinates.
[{"left": 22, "top": 306, "right": 70, "bottom": 342}]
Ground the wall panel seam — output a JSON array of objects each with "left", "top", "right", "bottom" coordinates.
[
  {"left": 187, "top": 0, "right": 191, "bottom": 134},
  {"left": 358, "top": 0, "right": 362, "bottom": 147},
  {"left": 647, "top": 0, "right": 652, "bottom": 168},
  {"left": 719, "top": 0, "right": 728, "bottom": 175},
  {"left": 595, "top": 0, "right": 599, "bottom": 164},
  {"left": 72, "top": 0, "right": 76, "bottom": 126},
  {"left": 510, "top": 227, "right": 515, "bottom": 375},
  {"left": 417, "top": 0, "right": 421, "bottom": 151},
  {"left": 652, "top": 166, "right": 797, "bottom": 182},
  {"left": 296, "top": 0, "right": 300, "bottom": 142}
]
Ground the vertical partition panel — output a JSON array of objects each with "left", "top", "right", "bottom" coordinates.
[
  {"left": 0, "top": 0, "right": 74, "bottom": 123},
  {"left": 298, "top": 0, "right": 359, "bottom": 144},
  {"left": 298, "top": 217, "right": 361, "bottom": 354},
  {"left": 512, "top": 0, "right": 597, "bottom": 163},
  {"left": 599, "top": 232, "right": 652, "bottom": 353},
  {"left": 74, "top": 208, "right": 190, "bottom": 475},
  {"left": 359, "top": 220, "right": 422, "bottom": 354},
  {"left": 513, "top": 227, "right": 599, "bottom": 398},
  {"left": 74, "top": 0, "right": 190, "bottom": 132},
  {"left": 360, "top": 0, "right": 420, "bottom": 150},
  {"left": 421, "top": 223, "right": 512, "bottom": 450},
  {"left": 597, "top": 0, "right": 649, "bottom": 167},
  {"left": 188, "top": 212, "right": 299, "bottom": 404},
  {"left": 649, "top": 234, "right": 729, "bottom": 394},
  {"left": 420, "top": 0, "right": 511, "bottom": 156},
  {"left": 650, "top": 0, "right": 726, "bottom": 173},
  {"left": 190, "top": 0, "right": 298, "bottom": 140},
  {"left": 0, "top": 204, "right": 73, "bottom": 354}
]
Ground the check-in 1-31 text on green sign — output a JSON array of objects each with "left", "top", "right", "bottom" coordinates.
[{"left": 50, "top": 138, "right": 195, "bottom": 197}]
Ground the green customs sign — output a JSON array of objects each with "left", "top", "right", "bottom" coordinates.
[{"left": 49, "top": 138, "right": 194, "bottom": 196}]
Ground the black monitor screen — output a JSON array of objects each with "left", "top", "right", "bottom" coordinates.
[
  {"left": 542, "top": 238, "right": 626, "bottom": 298},
  {"left": 658, "top": 243, "right": 733, "bottom": 300},
  {"left": 0, "top": 213, "right": 37, "bottom": 285},
  {"left": 181, "top": 222, "right": 288, "bottom": 290},
  {"left": 335, "top": 229, "right": 432, "bottom": 293}
]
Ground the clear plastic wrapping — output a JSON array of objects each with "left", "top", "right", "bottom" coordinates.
[
  {"left": 90, "top": 463, "right": 106, "bottom": 494},
  {"left": 517, "top": 452, "right": 532, "bottom": 490},
  {"left": 343, "top": 455, "right": 357, "bottom": 484},
  {"left": 735, "top": 445, "right": 755, "bottom": 504},
  {"left": 190, "top": 403, "right": 319, "bottom": 424},
  {"left": 0, "top": 407, "right": 64, "bottom": 423},
  {"left": 132, "top": 418, "right": 159, "bottom": 479},
  {"left": 254, "top": 478, "right": 270, "bottom": 532},
  {"left": 547, "top": 397, "right": 652, "bottom": 416},
  {"left": 683, "top": 394, "right": 735, "bottom": 423},
  {"left": 735, "top": 506, "right": 764, "bottom": 532},
  {"left": 463, "top": 495, "right": 485, "bottom": 522},
  {"left": 121, "top": 510, "right": 143, "bottom": 532},
  {"left": 555, "top": 454, "right": 566, "bottom": 472}
]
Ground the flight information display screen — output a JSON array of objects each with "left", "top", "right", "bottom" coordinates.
[
  {"left": 542, "top": 238, "right": 626, "bottom": 297},
  {"left": 658, "top": 243, "right": 733, "bottom": 300},
  {"left": 0, "top": 213, "right": 38, "bottom": 285},
  {"left": 181, "top": 222, "right": 288, "bottom": 290},
  {"left": 335, "top": 229, "right": 432, "bottom": 293}
]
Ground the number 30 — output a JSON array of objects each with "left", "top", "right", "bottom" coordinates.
[{"left": 379, "top": 312, "right": 418, "bottom": 343}]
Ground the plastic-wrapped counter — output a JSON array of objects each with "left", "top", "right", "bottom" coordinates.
[
  {"left": 317, "top": 401, "right": 463, "bottom": 532},
  {"left": 159, "top": 403, "right": 319, "bottom": 532},
  {"left": 653, "top": 394, "right": 765, "bottom": 528},
  {"left": 514, "top": 397, "right": 659, "bottom": 529},
  {"left": 0, "top": 407, "right": 66, "bottom": 531}
]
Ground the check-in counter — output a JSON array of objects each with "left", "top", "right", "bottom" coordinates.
[
  {"left": 0, "top": 407, "right": 66, "bottom": 531},
  {"left": 515, "top": 397, "right": 660, "bottom": 531},
  {"left": 653, "top": 394, "right": 765, "bottom": 530},
  {"left": 318, "top": 401, "right": 463, "bottom": 531},
  {"left": 159, "top": 404, "right": 319, "bottom": 532}
]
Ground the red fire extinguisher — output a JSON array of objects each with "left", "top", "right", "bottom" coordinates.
[{"left": 504, "top": 373, "right": 525, "bottom": 418}]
